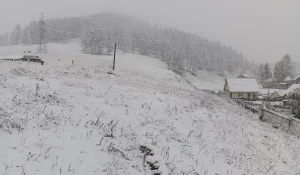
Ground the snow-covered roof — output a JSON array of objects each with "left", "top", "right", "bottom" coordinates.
[
  {"left": 238, "top": 74, "right": 253, "bottom": 78},
  {"left": 226, "top": 78, "right": 259, "bottom": 92},
  {"left": 286, "top": 84, "right": 300, "bottom": 94},
  {"left": 294, "top": 74, "right": 300, "bottom": 81},
  {"left": 259, "top": 89, "right": 277, "bottom": 95},
  {"left": 273, "top": 90, "right": 286, "bottom": 97},
  {"left": 259, "top": 89, "right": 286, "bottom": 96},
  {"left": 284, "top": 76, "right": 292, "bottom": 81}
]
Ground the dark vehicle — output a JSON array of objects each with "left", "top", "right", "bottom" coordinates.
[
  {"left": 2, "top": 55, "right": 44, "bottom": 65},
  {"left": 21, "top": 55, "right": 44, "bottom": 65}
]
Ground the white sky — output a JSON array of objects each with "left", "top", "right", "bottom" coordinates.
[{"left": 1, "top": 0, "right": 299, "bottom": 63}]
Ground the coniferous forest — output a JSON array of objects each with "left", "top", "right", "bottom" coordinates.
[{"left": 0, "top": 13, "right": 259, "bottom": 75}]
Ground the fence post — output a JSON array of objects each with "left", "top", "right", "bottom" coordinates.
[{"left": 113, "top": 43, "right": 117, "bottom": 71}]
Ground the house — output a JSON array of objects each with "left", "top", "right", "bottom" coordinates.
[
  {"left": 283, "top": 76, "right": 294, "bottom": 88},
  {"left": 294, "top": 75, "right": 300, "bottom": 84},
  {"left": 237, "top": 74, "right": 253, "bottom": 78},
  {"left": 224, "top": 78, "right": 259, "bottom": 99}
]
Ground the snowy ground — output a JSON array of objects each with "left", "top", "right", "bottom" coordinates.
[
  {"left": 184, "top": 69, "right": 253, "bottom": 93},
  {"left": 184, "top": 71, "right": 226, "bottom": 93},
  {"left": 1, "top": 40, "right": 300, "bottom": 175}
]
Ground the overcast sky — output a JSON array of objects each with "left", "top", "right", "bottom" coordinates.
[{"left": 1, "top": 0, "right": 299, "bottom": 63}]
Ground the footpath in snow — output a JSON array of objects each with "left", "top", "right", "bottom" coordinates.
[{"left": 0, "top": 41, "right": 300, "bottom": 175}]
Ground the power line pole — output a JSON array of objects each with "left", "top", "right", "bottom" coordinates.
[
  {"left": 37, "top": 12, "right": 48, "bottom": 53},
  {"left": 113, "top": 43, "right": 117, "bottom": 71}
]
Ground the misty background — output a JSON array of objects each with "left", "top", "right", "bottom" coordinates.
[{"left": 0, "top": 0, "right": 299, "bottom": 63}]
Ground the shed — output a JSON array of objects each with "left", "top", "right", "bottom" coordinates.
[{"left": 271, "top": 91, "right": 286, "bottom": 99}]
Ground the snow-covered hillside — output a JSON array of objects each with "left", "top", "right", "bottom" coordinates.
[{"left": 1, "top": 40, "right": 300, "bottom": 175}]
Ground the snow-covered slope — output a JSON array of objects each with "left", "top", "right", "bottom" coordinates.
[{"left": 1, "top": 40, "right": 300, "bottom": 175}]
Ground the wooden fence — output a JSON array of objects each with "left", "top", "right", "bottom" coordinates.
[{"left": 219, "top": 93, "right": 300, "bottom": 137}]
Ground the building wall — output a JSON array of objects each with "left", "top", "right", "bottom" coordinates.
[{"left": 231, "top": 92, "right": 249, "bottom": 99}]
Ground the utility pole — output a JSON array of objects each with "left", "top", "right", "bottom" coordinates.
[
  {"left": 113, "top": 43, "right": 117, "bottom": 71},
  {"left": 267, "top": 80, "right": 270, "bottom": 101},
  {"left": 37, "top": 12, "right": 48, "bottom": 53}
]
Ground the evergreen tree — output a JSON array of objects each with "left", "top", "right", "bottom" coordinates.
[
  {"left": 7, "top": 12, "right": 259, "bottom": 74},
  {"left": 21, "top": 26, "right": 30, "bottom": 44},
  {"left": 258, "top": 63, "right": 264, "bottom": 81},
  {"left": 274, "top": 54, "right": 296, "bottom": 79},
  {"left": 262, "top": 63, "right": 272, "bottom": 80},
  {"left": 10, "top": 24, "right": 22, "bottom": 45}
]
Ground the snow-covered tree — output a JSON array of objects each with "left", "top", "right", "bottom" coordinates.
[
  {"left": 10, "top": 24, "right": 22, "bottom": 45},
  {"left": 9, "top": 12, "right": 259, "bottom": 74},
  {"left": 274, "top": 54, "right": 296, "bottom": 80},
  {"left": 262, "top": 63, "right": 272, "bottom": 80},
  {"left": 29, "top": 21, "right": 39, "bottom": 44},
  {"left": 21, "top": 26, "right": 30, "bottom": 44},
  {"left": 258, "top": 63, "right": 264, "bottom": 81}
]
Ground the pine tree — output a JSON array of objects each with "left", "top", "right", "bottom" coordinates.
[
  {"left": 262, "top": 63, "right": 272, "bottom": 80},
  {"left": 258, "top": 63, "right": 264, "bottom": 81},
  {"left": 21, "top": 26, "right": 30, "bottom": 44},
  {"left": 10, "top": 24, "right": 22, "bottom": 45},
  {"left": 8, "top": 12, "right": 259, "bottom": 74}
]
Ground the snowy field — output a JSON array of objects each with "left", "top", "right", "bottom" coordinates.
[{"left": 1, "top": 40, "right": 300, "bottom": 175}]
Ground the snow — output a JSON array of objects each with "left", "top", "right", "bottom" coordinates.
[
  {"left": 239, "top": 74, "right": 253, "bottom": 78},
  {"left": 226, "top": 78, "right": 259, "bottom": 92},
  {"left": 284, "top": 76, "right": 292, "bottom": 81},
  {"left": 184, "top": 71, "right": 225, "bottom": 92},
  {"left": 293, "top": 74, "right": 300, "bottom": 81},
  {"left": 183, "top": 70, "right": 241, "bottom": 92},
  {"left": 1, "top": 39, "right": 300, "bottom": 174},
  {"left": 286, "top": 84, "right": 300, "bottom": 94},
  {"left": 259, "top": 89, "right": 286, "bottom": 96}
]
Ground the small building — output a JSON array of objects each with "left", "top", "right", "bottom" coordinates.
[
  {"left": 270, "top": 91, "right": 286, "bottom": 100},
  {"left": 259, "top": 89, "right": 277, "bottom": 99},
  {"left": 237, "top": 74, "right": 253, "bottom": 79},
  {"left": 224, "top": 78, "right": 259, "bottom": 99}
]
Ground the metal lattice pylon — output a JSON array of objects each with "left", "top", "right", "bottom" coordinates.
[{"left": 37, "top": 12, "right": 48, "bottom": 53}]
